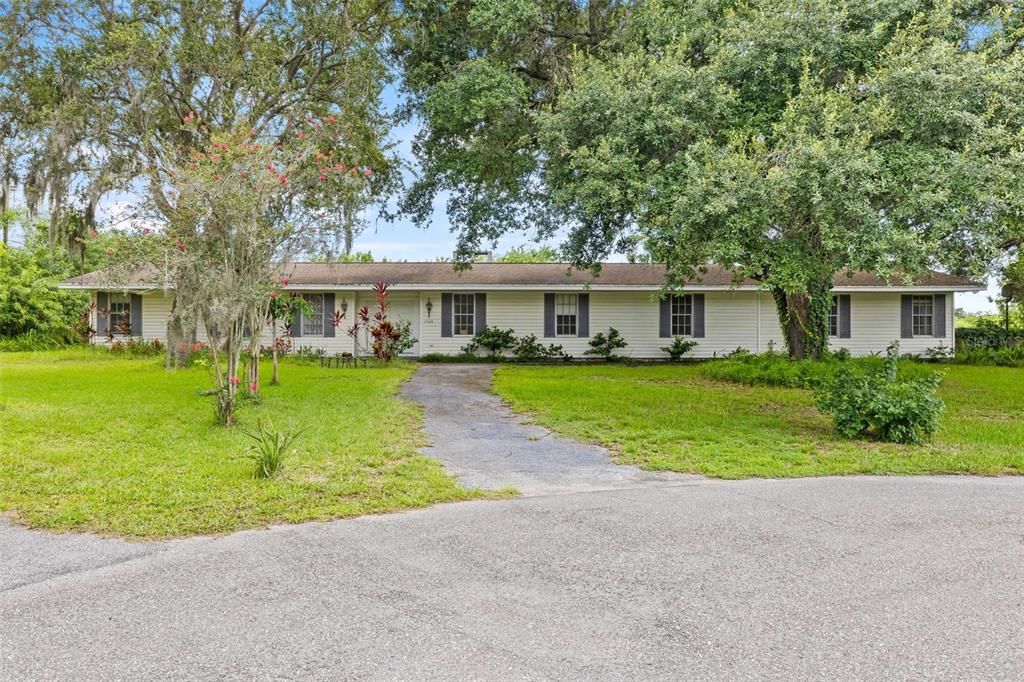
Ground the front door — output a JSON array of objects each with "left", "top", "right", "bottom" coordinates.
[{"left": 358, "top": 293, "right": 421, "bottom": 357}]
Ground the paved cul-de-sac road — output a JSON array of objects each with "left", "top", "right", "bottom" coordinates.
[{"left": 1, "top": 365, "right": 1022, "bottom": 680}]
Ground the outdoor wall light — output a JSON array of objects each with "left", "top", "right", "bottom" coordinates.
[
  {"left": 340, "top": 298, "right": 348, "bottom": 317},
  {"left": 426, "top": 297, "right": 433, "bottom": 318}
]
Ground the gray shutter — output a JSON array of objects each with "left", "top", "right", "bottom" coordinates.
[
  {"left": 441, "top": 293, "right": 453, "bottom": 337},
  {"left": 96, "top": 292, "right": 109, "bottom": 335},
  {"left": 474, "top": 293, "right": 486, "bottom": 333},
  {"left": 324, "top": 293, "right": 335, "bottom": 338},
  {"left": 900, "top": 295, "right": 913, "bottom": 338},
  {"left": 839, "top": 295, "right": 851, "bottom": 339},
  {"left": 933, "top": 294, "right": 946, "bottom": 338},
  {"left": 543, "top": 294, "right": 555, "bottom": 338},
  {"left": 577, "top": 293, "right": 589, "bottom": 337},
  {"left": 291, "top": 295, "right": 303, "bottom": 338},
  {"left": 693, "top": 294, "right": 705, "bottom": 338},
  {"left": 659, "top": 297, "right": 671, "bottom": 338},
  {"left": 130, "top": 294, "right": 142, "bottom": 336}
]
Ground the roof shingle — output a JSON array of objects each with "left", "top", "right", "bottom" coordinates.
[{"left": 59, "top": 262, "right": 979, "bottom": 289}]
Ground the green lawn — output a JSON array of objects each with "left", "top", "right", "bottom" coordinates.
[
  {"left": 492, "top": 363, "right": 1024, "bottom": 478},
  {"left": 0, "top": 349, "right": 486, "bottom": 538}
]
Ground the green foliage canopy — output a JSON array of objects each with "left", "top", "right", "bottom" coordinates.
[
  {"left": 398, "top": 0, "right": 1024, "bottom": 358},
  {"left": 0, "top": 243, "right": 86, "bottom": 339}
]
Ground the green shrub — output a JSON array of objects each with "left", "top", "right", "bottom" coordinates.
[
  {"left": 462, "top": 326, "right": 517, "bottom": 358},
  {"left": 511, "top": 333, "right": 568, "bottom": 361},
  {"left": 701, "top": 350, "right": 934, "bottom": 389},
  {"left": 293, "top": 345, "right": 327, "bottom": 362},
  {"left": 0, "top": 244, "right": 88, "bottom": 339},
  {"left": 391, "top": 319, "right": 418, "bottom": 357},
  {"left": 109, "top": 338, "right": 165, "bottom": 357},
  {"left": 814, "top": 342, "right": 944, "bottom": 444},
  {"left": 238, "top": 419, "right": 301, "bottom": 479},
  {"left": 951, "top": 345, "right": 1024, "bottom": 367},
  {"left": 584, "top": 327, "right": 627, "bottom": 361},
  {"left": 0, "top": 329, "right": 77, "bottom": 352},
  {"left": 661, "top": 337, "right": 698, "bottom": 361},
  {"left": 418, "top": 352, "right": 483, "bottom": 363},
  {"left": 955, "top": 320, "right": 1024, "bottom": 351}
]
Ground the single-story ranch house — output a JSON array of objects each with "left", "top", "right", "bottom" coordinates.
[{"left": 60, "top": 262, "right": 980, "bottom": 358}]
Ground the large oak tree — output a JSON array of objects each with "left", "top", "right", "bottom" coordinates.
[{"left": 398, "top": 0, "right": 1024, "bottom": 358}]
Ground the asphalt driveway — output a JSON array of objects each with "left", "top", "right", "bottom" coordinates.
[
  {"left": 400, "top": 364, "right": 690, "bottom": 494},
  {"left": 2, "top": 477, "right": 1024, "bottom": 680},
  {"left": 2, "top": 366, "right": 1023, "bottom": 680}
]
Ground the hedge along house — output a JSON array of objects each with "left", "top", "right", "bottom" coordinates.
[{"left": 59, "top": 262, "right": 980, "bottom": 358}]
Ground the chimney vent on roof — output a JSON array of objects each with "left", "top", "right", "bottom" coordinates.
[{"left": 455, "top": 250, "right": 494, "bottom": 262}]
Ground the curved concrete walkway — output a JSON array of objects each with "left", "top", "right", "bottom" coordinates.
[{"left": 400, "top": 364, "right": 693, "bottom": 495}]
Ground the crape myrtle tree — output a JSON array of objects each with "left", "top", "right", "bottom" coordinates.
[
  {"left": 110, "top": 114, "right": 374, "bottom": 424},
  {"left": 398, "top": 0, "right": 1024, "bottom": 358}
]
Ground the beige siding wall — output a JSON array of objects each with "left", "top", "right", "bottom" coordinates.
[
  {"left": 89, "top": 288, "right": 956, "bottom": 358},
  {"left": 829, "top": 292, "right": 954, "bottom": 355},
  {"left": 92, "top": 290, "right": 361, "bottom": 355},
  {"left": 754, "top": 292, "right": 954, "bottom": 355},
  {"left": 419, "top": 289, "right": 783, "bottom": 358}
]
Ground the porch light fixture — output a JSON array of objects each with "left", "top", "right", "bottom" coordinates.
[
  {"left": 426, "top": 297, "right": 433, "bottom": 318},
  {"left": 340, "top": 298, "right": 348, "bottom": 317}
]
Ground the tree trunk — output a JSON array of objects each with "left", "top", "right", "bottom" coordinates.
[
  {"left": 343, "top": 223, "right": 354, "bottom": 257},
  {"left": 166, "top": 297, "right": 184, "bottom": 369},
  {"left": 770, "top": 279, "right": 832, "bottom": 360},
  {"left": 165, "top": 296, "right": 198, "bottom": 369},
  {"left": 247, "top": 317, "right": 261, "bottom": 393}
]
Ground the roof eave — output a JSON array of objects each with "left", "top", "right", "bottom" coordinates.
[{"left": 59, "top": 282, "right": 982, "bottom": 292}]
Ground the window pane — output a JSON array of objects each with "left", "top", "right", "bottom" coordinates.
[
  {"left": 671, "top": 295, "right": 692, "bottom": 336},
  {"left": 829, "top": 296, "right": 839, "bottom": 337},
  {"left": 555, "top": 294, "right": 577, "bottom": 336},
  {"left": 108, "top": 293, "right": 131, "bottom": 334},
  {"left": 304, "top": 294, "right": 325, "bottom": 336},
  {"left": 912, "top": 295, "right": 933, "bottom": 336},
  {"left": 453, "top": 293, "right": 475, "bottom": 335}
]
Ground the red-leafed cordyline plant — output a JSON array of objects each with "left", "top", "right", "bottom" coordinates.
[
  {"left": 73, "top": 303, "right": 97, "bottom": 343},
  {"left": 369, "top": 282, "right": 402, "bottom": 361},
  {"left": 101, "top": 307, "right": 115, "bottom": 343},
  {"left": 346, "top": 305, "right": 372, "bottom": 359}
]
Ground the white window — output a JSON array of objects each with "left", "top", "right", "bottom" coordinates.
[
  {"left": 828, "top": 296, "right": 839, "bottom": 337},
  {"left": 453, "top": 293, "right": 475, "bottom": 336},
  {"left": 670, "top": 295, "right": 693, "bottom": 336},
  {"left": 303, "top": 294, "right": 325, "bottom": 336},
  {"left": 912, "top": 295, "right": 934, "bottom": 336},
  {"left": 108, "top": 293, "right": 131, "bottom": 335},
  {"left": 555, "top": 294, "right": 578, "bottom": 336}
]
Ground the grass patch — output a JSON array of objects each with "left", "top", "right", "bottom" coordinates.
[
  {"left": 0, "top": 350, "right": 488, "bottom": 538},
  {"left": 492, "top": 363, "right": 1024, "bottom": 479}
]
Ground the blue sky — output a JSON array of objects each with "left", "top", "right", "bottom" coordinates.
[{"left": 356, "top": 86, "right": 565, "bottom": 262}]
